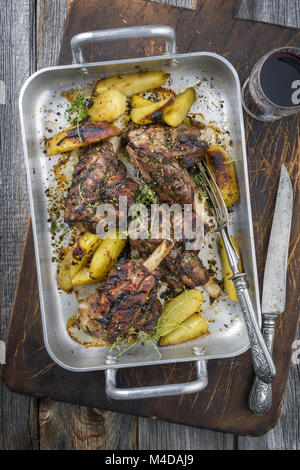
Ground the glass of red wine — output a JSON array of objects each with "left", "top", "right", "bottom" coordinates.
[{"left": 242, "top": 47, "right": 300, "bottom": 122}]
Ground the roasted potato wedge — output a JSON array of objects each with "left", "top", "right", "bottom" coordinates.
[
  {"left": 69, "top": 232, "right": 100, "bottom": 280},
  {"left": 130, "top": 96, "right": 174, "bottom": 124},
  {"left": 87, "top": 89, "right": 127, "bottom": 122},
  {"left": 219, "top": 236, "right": 242, "bottom": 302},
  {"left": 71, "top": 267, "right": 99, "bottom": 286},
  {"left": 46, "top": 121, "right": 121, "bottom": 156},
  {"left": 94, "top": 71, "right": 170, "bottom": 97},
  {"left": 204, "top": 145, "right": 239, "bottom": 207},
  {"left": 89, "top": 229, "right": 127, "bottom": 281},
  {"left": 58, "top": 248, "right": 73, "bottom": 292},
  {"left": 163, "top": 87, "right": 196, "bottom": 127},
  {"left": 159, "top": 313, "right": 208, "bottom": 346},
  {"left": 158, "top": 289, "right": 204, "bottom": 337},
  {"left": 131, "top": 95, "right": 152, "bottom": 108}
]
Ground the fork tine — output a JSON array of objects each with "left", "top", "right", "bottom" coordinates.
[
  {"left": 201, "top": 160, "right": 228, "bottom": 222},
  {"left": 198, "top": 160, "right": 240, "bottom": 260},
  {"left": 198, "top": 162, "right": 227, "bottom": 226},
  {"left": 197, "top": 171, "right": 218, "bottom": 215}
]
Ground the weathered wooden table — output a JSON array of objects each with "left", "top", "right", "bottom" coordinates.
[{"left": 0, "top": 0, "right": 299, "bottom": 450}]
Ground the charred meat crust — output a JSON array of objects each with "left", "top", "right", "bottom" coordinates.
[
  {"left": 126, "top": 124, "right": 208, "bottom": 205},
  {"left": 78, "top": 259, "right": 162, "bottom": 341},
  {"left": 64, "top": 142, "right": 138, "bottom": 232}
]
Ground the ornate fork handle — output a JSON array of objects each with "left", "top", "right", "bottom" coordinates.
[
  {"left": 233, "top": 274, "right": 276, "bottom": 383},
  {"left": 219, "top": 228, "right": 276, "bottom": 384},
  {"left": 248, "top": 316, "right": 276, "bottom": 414}
]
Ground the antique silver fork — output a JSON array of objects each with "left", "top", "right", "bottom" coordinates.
[{"left": 198, "top": 160, "right": 276, "bottom": 384}]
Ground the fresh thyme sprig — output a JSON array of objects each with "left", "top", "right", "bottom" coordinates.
[
  {"left": 135, "top": 182, "right": 159, "bottom": 207},
  {"left": 128, "top": 180, "right": 159, "bottom": 238},
  {"left": 109, "top": 326, "right": 163, "bottom": 360},
  {"left": 192, "top": 172, "right": 210, "bottom": 204}
]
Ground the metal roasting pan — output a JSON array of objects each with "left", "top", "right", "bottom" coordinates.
[{"left": 19, "top": 26, "right": 261, "bottom": 399}]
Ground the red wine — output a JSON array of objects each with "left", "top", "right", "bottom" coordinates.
[{"left": 260, "top": 52, "right": 300, "bottom": 107}]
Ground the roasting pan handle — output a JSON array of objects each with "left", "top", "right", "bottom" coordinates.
[
  {"left": 105, "top": 360, "right": 207, "bottom": 400},
  {"left": 71, "top": 25, "right": 176, "bottom": 64}
]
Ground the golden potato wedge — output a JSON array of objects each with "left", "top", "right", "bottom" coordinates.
[
  {"left": 158, "top": 289, "right": 204, "bottom": 337},
  {"left": 131, "top": 87, "right": 175, "bottom": 108},
  {"left": 94, "top": 71, "right": 170, "bottom": 97},
  {"left": 219, "top": 236, "right": 242, "bottom": 302},
  {"left": 89, "top": 229, "right": 127, "bottom": 280},
  {"left": 163, "top": 87, "right": 196, "bottom": 127},
  {"left": 130, "top": 96, "right": 174, "bottom": 125},
  {"left": 131, "top": 95, "right": 152, "bottom": 108},
  {"left": 69, "top": 232, "right": 100, "bottom": 280},
  {"left": 87, "top": 89, "right": 127, "bottom": 122},
  {"left": 205, "top": 145, "right": 239, "bottom": 207},
  {"left": 159, "top": 314, "right": 208, "bottom": 346},
  {"left": 58, "top": 248, "right": 73, "bottom": 292},
  {"left": 71, "top": 267, "right": 99, "bottom": 286},
  {"left": 46, "top": 121, "right": 121, "bottom": 156}
]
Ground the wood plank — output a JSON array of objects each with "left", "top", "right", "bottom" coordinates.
[
  {"left": 138, "top": 418, "right": 234, "bottom": 449},
  {"left": 239, "top": 0, "right": 300, "bottom": 28},
  {"left": 0, "top": 0, "right": 39, "bottom": 450},
  {"left": 39, "top": 400, "right": 138, "bottom": 450},
  {"left": 238, "top": 343, "right": 300, "bottom": 449}
]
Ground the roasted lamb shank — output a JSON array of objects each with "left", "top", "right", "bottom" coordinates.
[
  {"left": 64, "top": 142, "right": 138, "bottom": 232},
  {"left": 126, "top": 124, "right": 220, "bottom": 298},
  {"left": 129, "top": 210, "right": 219, "bottom": 297},
  {"left": 78, "top": 239, "right": 174, "bottom": 341}
]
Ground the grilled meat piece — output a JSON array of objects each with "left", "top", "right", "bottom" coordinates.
[
  {"left": 78, "top": 239, "right": 174, "bottom": 341},
  {"left": 78, "top": 259, "right": 162, "bottom": 341},
  {"left": 126, "top": 124, "right": 208, "bottom": 204},
  {"left": 130, "top": 236, "right": 209, "bottom": 290},
  {"left": 64, "top": 142, "right": 138, "bottom": 232}
]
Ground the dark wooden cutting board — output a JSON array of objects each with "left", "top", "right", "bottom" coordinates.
[{"left": 1, "top": 0, "right": 300, "bottom": 436}]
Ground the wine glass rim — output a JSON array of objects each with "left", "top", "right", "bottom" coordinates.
[{"left": 257, "top": 46, "right": 300, "bottom": 111}]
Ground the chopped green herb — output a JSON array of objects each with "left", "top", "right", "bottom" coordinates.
[
  {"left": 65, "top": 93, "right": 89, "bottom": 125},
  {"left": 135, "top": 182, "right": 159, "bottom": 207},
  {"left": 49, "top": 215, "right": 58, "bottom": 234}
]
